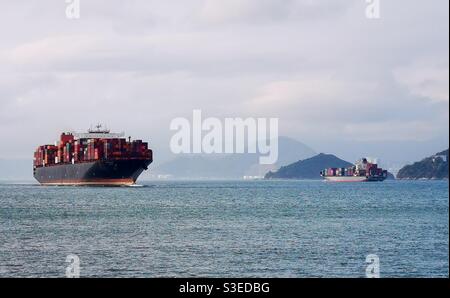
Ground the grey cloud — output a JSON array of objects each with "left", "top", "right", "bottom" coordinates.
[{"left": 0, "top": 0, "right": 447, "bottom": 162}]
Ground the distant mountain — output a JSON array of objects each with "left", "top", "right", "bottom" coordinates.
[
  {"left": 265, "top": 153, "right": 353, "bottom": 179},
  {"left": 275, "top": 137, "right": 316, "bottom": 166},
  {"left": 153, "top": 136, "right": 316, "bottom": 179},
  {"left": 397, "top": 149, "right": 449, "bottom": 180}
]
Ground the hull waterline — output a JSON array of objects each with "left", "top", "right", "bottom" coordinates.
[{"left": 34, "top": 159, "right": 152, "bottom": 186}]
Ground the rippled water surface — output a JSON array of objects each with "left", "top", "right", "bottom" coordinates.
[{"left": 0, "top": 180, "right": 448, "bottom": 277}]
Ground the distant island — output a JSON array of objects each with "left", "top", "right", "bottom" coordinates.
[
  {"left": 397, "top": 149, "right": 449, "bottom": 180},
  {"left": 265, "top": 153, "right": 395, "bottom": 180},
  {"left": 266, "top": 153, "right": 351, "bottom": 179}
]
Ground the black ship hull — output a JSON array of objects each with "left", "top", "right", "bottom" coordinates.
[{"left": 33, "top": 159, "right": 152, "bottom": 186}]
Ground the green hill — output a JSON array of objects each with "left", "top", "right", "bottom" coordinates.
[
  {"left": 397, "top": 149, "right": 449, "bottom": 180},
  {"left": 265, "top": 153, "right": 353, "bottom": 179}
]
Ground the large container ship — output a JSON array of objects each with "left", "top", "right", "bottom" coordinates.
[
  {"left": 33, "top": 126, "right": 153, "bottom": 186},
  {"left": 320, "top": 158, "right": 387, "bottom": 182}
]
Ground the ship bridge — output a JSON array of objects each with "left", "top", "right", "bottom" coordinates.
[{"left": 72, "top": 124, "right": 125, "bottom": 139}]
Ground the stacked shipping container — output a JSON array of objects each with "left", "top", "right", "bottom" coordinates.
[
  {"left": 33, "top": 133, "right": 152, "bottom": 168},
  {"left": 322, "top": 162, "right": 383, "bottom": 178}
]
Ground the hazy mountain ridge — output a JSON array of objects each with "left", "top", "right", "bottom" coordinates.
[{"left": 153, "top": 136, "right": 316, "bottom": 179}]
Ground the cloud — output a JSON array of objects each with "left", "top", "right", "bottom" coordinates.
[
  {"left": 0, "top": 0, "right": 448, "bottom": 162},
  {"left": 393, "top": 59, "right": 449, "bottom": 103},
  {"left": 198, "top": 0, "right": 352, "bottom": 24},
  {"left": 244, "top": 70, "right": 448, "bottom": 142}
]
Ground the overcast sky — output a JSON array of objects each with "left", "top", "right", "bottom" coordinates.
[{"left": 0, "top": 0, "right": 448, "bottom": 166}]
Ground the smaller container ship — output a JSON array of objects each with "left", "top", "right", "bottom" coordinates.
[
  {"left": 320, "top": 158, "right": 387, "bottom": 182},
  {"left": 33, "top": 125, "right": 153, "bottom": 186}
]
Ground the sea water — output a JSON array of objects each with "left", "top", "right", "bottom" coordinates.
[{"left": 0, "top": 180, "right": 448, "bottom": 277}]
